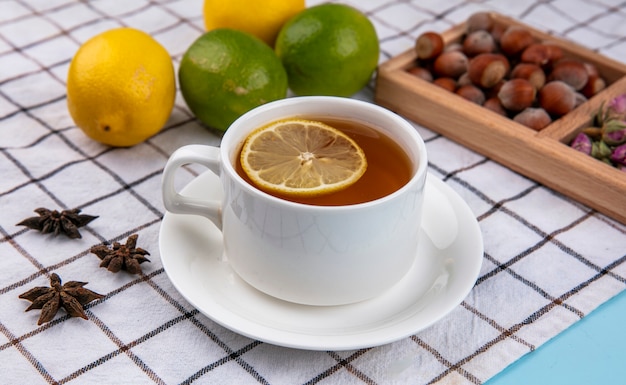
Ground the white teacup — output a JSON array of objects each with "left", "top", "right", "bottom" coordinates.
[{"left": 162, "top": 96, "right": 428, "bottom": 306}]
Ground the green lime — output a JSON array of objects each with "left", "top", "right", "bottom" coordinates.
[
  {"left": 275, "top": 4, "right": 379, "bottom": 97},
  {"left": 179, "top": 28, "right": 288, "bottom": 132}
]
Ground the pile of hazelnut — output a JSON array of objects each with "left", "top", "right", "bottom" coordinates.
[{"left": 407, "top": 12, "right": 607, "bottom": 131}]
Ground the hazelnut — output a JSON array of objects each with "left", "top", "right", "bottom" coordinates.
[
  {"left": 549, "top": 59, "right": 589, "bottom": 91},
  {"left": 444, "top": 42, "right": 464, "bottom": 53},
  {"left": 513, "top": 108, "right": 552, "bottom": 131},
  {"left": 463, "top": 30, "right": 496, "bottom": 56},
  {"left": 510, "top": 63, "right": 546, "bottom": 90},
  {"left": 467, "top": 12, "right": 494, "bottom": 33},
  {"left": 407, "top": 66, "right": 434, "bottom": 82},
  {"left": 490, "top": 23, "right": 507, "bottom": 43},
  {"left": 433, "top": 51, "right": 469, "bottom": 78},
  {"left": 500, "top": 26, "right": 535, "bottom": 56},
  {"left": 457, "top": 72, "right": 472, "bottom": 87},
  {"left": 538, "top": 81, "right": 577, "bottom": 116},
  {"left": 497, "top": 78, "right": 537, "bottom": 111},
  {"left": 522, "top": 44, "right": 564, "bottom": 68},
  {"left": 545, "top": 44, "right": 564, "bottom": 64},
  {"left": 433, "top": 77, "right": 457, "bottom": 92},
  {"left": 415, "top": 32, "right": 444, "bottom": 60},
  {"left": 582, "top": 62, "right": 600, "bottom": 77},
  {"left": 483, "top": 97, "right": 508, "bottom": 116},
  {"left": 468, "top": 53, "right": 510, "bottom": 88},
  {"left": 574, "top": 92, "right": 588, "bottom": 108},
  {"left": 456, "top": 84, "right": 486, "bottom": 105},
  {"left": 580, "top": 74, "right": 606, "bottom": 98}
]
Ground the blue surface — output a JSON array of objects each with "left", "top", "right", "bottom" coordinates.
[{"left": 486, "top": 289, "right": 626, "bottom": 385}]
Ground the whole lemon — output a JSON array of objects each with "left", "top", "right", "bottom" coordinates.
[
  {"left": 275, "top": 4, "right": 380, "bottom": 97},
  {"left": 203, "top": 0, "right": 304, "bottom": 46},
  {"left": 67, "top": 28, "right": 175, "bottom": 147},
  {"left": 178, "top": 29, "right": 288, "bottom": 132}
]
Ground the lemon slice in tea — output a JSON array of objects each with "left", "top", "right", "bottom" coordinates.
[{"left": 240, "top": 119, "right": 367, "bottom": 197}]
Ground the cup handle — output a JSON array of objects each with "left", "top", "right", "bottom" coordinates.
[{"left": 162, "top": 144, "right": 223, "bottom": 229}]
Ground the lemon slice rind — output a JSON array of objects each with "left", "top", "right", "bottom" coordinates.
[{"left": 240, "top": 119, "right": 367, "bottom": 197}]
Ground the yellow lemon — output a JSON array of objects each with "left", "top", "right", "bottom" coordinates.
[
  {"left": 67, "top": 28, "right": 175, "bottom": 147},
  {"left": 203, "top": 0, "right": 304, "bottom": 46},
  {"left": 240, "top": 119, "right": 367, "bottom": 197}
]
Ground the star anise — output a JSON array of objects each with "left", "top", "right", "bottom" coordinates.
[
  {"left": 90, "top": 234, "right": 151, "bottom": 274},
  {"left": 17, "top": 208, "right": 98, "bottom": 239},
  {"left": 19, "top": 273, "right": 104, "bottom": 325}
]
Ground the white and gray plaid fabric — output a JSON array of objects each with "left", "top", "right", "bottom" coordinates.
[{"left": 1, "top": 1, "right": 625, "bottom": 384}]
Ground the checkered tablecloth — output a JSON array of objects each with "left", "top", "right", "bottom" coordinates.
[{"left": 1, "top": 1, "right": 625, "bottom": 384}]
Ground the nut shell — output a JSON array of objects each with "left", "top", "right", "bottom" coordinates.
[
  {"left": 510, "top": 63, "right": 546, "bottom": 90},
  {"left": 500, "top": 26, "right": 535, "bottom": 56},
  {"left": 463, "top": 30, "right": 496, "bottom": 56},
  {"left": 580, "top": 74, "right": 606, "bottom": 98},
  {"left": 433, "top": 77, "right": 457, "bottom": 92},
  {"left": 466, "top": 12, "right": 494, "bottom": 33},
  {"left": 483, "top": 97, "right": 507, "bottom": 116},
  {"left": 513, "top": 108, "right": 552, "bottom": 131},
  {"left": 456, "top": 84, "right": 486, "bottom": 105},
  {"left": 497, "top": 78, "right": 537, "bottom": 111},
  {"left": 521, "top": 43, "right": 563, "bottom": 67},
  {"left": 582, "top": 62, "right": 600, "bottom": 77},
  {"left": 433, "top": 51, "right": 469, "bottom": 78},
  {"left": 467, "top": 53, "right": 510, "bottom": 88},
  {"left": 415, "top": 32, "right": 444, "bottom": 60},
  {"left": 457, "top": 72, "right": 472, "bottom": 87},
  {"left": 538, "top": 81, "right": 577, "bottom": 116},
  {"left": 549, "top": 59, "right": 589, "bottom": 91},
  {"left": 490, "top": 23, "right": 507, "bottom": 43},
  {"left": 407, "top": 66, "right": 434, "bottom": 82}
]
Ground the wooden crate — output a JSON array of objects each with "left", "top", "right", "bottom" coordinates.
[{"left": 375, "top": 13, "right": 626, "bottom": 225}]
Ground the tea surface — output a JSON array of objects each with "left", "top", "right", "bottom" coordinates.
[{"left": 236, "top": 116, "right": 413, "bottom": 205}]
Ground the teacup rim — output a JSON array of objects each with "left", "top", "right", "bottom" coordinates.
[{"left": 221, "top": 96, "right": 428, "bottom": 211}]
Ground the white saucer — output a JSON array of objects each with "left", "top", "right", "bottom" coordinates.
[{"left": 159, "top": 171, "right": 483, "bottom": 351}]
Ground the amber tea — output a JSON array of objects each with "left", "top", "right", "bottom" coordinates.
[{"left": 236, "top": 116, "right": 414, "bottom": 205}]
